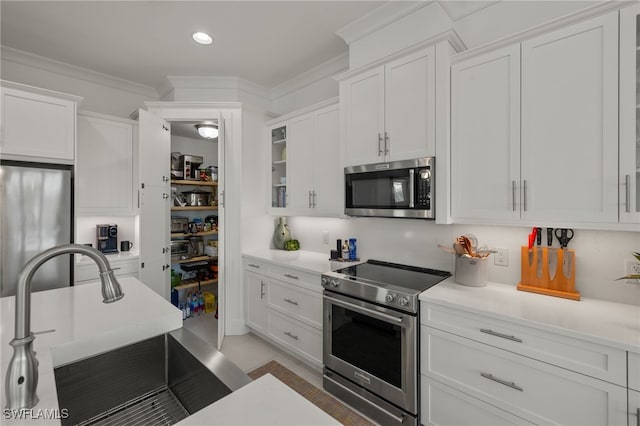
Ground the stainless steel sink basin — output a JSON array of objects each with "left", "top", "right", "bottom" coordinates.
[{"left": 54, "top": 328, "right": 251, "bottom": 426}]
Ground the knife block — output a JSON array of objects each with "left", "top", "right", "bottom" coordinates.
[{"left": 517, "top": 246, "right": 580, "bottom": 301}]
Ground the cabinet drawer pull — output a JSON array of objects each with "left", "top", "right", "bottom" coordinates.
[
  {"left": 480, "top": 328, "right": 523, "bottom": 343},
  {"left": 248, "top": 263, "right": 261, "bottom": 269},
  {"left": 480, "top": 372, "right": 523, "bottom": 392},
  {"left": 284, "top": 274, "right": 299, "bottom": 280},
  {"left": 284, "top": 298, "right": 299, "bottom": 306},
  {"left": 284, "top": 331, "right": 299, "bottom": 340}
]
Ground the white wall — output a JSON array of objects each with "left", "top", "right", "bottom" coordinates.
[
  {"left": 284, "top": 216, "right": 640, "bottom": 306},
  {"left": 1, "top": 47, "right": 158, "bottom": 118}
]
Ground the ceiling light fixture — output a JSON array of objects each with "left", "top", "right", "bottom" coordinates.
[
  {"left": 192, "top": 32, "right": 213, "bottom": 45},
  {"left": 195, "top": 123, "right": 218, "bottom": 139}
]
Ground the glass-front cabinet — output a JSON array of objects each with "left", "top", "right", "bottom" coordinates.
[
  {"left": 270, "top": 123, "right": 288, "bottom": 209},
  {"left": 620, "top": 4, "right": 640, "bottom": 223}
]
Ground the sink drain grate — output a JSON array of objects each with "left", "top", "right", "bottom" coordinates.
[{"left": 77, "top": 386, "right": 189, "bottom": 426}]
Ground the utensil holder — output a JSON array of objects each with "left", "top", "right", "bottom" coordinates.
[
  {"left": 517, "top": 246, "right": 580, "bottom": 300},
  {"left": 455, "top": 256, "right": 488, "bottom": 287}
]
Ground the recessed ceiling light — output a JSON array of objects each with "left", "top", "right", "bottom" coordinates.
[{"left": 192, "top": 32, "right": 213, "bottom": 45}]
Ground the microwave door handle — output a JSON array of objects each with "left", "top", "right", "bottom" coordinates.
[{"left": 408, "top": 169, "right": 415, "bottom": 208}]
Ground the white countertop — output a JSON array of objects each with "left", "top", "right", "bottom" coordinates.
[
  {"left": 243, "top": 249, "right": 360, "bottom": 274},
  {"left": 1, "top": 277, "right": 341, "bottom": 426},
  {"left": 177, "top": 373, "right": 340, "bottom": 426},
  {"left": 75, "top": 251, "right": 139, "bottom": 265},
  {"left": 420, "top": 278, "right": 640, "bottom": 353},
  {"left": 0, "top": 277, "right": 183, "bottom": 424}
]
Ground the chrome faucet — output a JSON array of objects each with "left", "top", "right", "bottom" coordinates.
[{"left": 4, "top": 244, "right": 124, "bottom": 409}]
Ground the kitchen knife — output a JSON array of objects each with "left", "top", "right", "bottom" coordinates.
[
  {"left": 527, "top": 228, "right": 537, "bottom": 267},
  {"left": 547, "top": 228, "right": 557, "bottom": 282},
  {"left": 535, "top": 227, "right": 543, "bottom": 279}
]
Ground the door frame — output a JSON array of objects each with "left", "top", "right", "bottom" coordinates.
[{"left": 145, "top": 102, "right": 242, "bottom": 350}]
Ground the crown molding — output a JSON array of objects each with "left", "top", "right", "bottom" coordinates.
[
  {"left": 270, "top": 53, "right": 348, "bottom": 101},
  {"left": 0, "top": 46, "right": 158, "bottom": 99},
  {"left": 1, "top": 79, "right": 83, "bottom": 102},
  {"left": 159, "top": 75, "right": 270, "bottom": 104},
  {"left": 336, "top": 1, "right": 430, "bottom": 45},
  {"left": 451, "top": 0, "right": 632, "bottom": 63},
  {"left": 265, "top": 96, "right": 338, "bottom": 126}
]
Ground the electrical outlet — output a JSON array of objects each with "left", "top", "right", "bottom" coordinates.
[
  {"left": 494, "top": 248, "right": 509, "bottom": 266},
  {"left": 625, "top": 260, "right": 640, "bottom": 277},
  {"left": 322, "top": 231, "right": 329, "bottom": 244}
]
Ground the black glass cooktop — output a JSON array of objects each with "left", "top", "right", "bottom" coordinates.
[{"left": 334, "top": 259, "right": 450, "bottom": 293}]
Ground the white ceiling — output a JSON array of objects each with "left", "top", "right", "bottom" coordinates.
[{"left": 0, "top": 1, "right": 387, "bottom": 91}]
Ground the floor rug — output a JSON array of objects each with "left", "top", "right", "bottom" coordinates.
[{"left": 247, "top": 360, "right": 376, "bottom": 426}]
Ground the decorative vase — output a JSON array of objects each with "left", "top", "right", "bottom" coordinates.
[{"left": 273, "top": 217, "right": 291, "bottom": 250}]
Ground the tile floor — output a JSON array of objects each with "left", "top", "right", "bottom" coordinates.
[{"left": 182, "top": 312, "right": 323, "bottom": 388}]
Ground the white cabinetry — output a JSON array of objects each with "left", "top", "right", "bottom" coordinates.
[
  {"left": 138, "top": 109, "right": 171, "bottom": 300},
  {"left": 619, "top": 3, "right": 640, "bottom": 224},
  {"left": 340, "top": 46, "right": 435, "bottom": 166},
  {"left": 243, "top": 256, "right": 323, "bottom": 369},
  {"left": 451, "top": 12, "right": 619, "bottom": 226},
  {"left": 451, "top": 45, "right": 520, "bottom": 223},
  {"left": 77, "top": 112, "right": 138, "bottom": 216},
  {"left": 420, "top": 301, "right": 628, "bottom": 426},
  {"left": 1, "top": 81, "right": 81, "bottom": 164},
  {"left": 267, "top": 100, "right": 341, "bottom": 217},
  {"left": 75, "top": 256, "right": 139, "bottom": 285}
]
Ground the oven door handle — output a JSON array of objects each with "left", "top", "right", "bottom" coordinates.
[{"left": 324, "top": 295, "right": 404, "bottom": 325}]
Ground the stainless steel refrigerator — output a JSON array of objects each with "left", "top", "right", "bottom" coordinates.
[{"left": 0, "top": 161, "right": 73, "bottom": 297}]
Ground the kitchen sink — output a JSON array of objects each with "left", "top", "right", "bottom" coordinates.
[{"left": 54, "top": 328, "right": 251, "bottom": 426}]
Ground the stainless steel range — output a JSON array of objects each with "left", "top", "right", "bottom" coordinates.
[{"left": 321, "top": 259, "right": 450, "bottom": 426}]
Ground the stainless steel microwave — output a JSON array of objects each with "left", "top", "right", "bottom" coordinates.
[{"left": 345, "top": 157, "right": 434, "bottom": 219}]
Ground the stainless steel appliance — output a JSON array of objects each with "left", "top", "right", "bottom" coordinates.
[
  {"left": 345, "top": 157, "right": 434, "bottom": 219},
  {"left": 321, "top": 260, "right": 450, "bottom": 426},
  {"left": 179, "top": 155, "right": 203, "bottom": 181},
  {"left": 0, "top": 161, "right": 73, "bottom": 297},
  {"left": 171, "top": 216, "right": 189, "bottom": 233},
  {"left": 170, "top": 240, "right": 191, "bottom": 260},
  {"left": 96, "top": 224, "right": 118, "bottom": 254}
]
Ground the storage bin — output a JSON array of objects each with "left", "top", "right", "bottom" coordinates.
[{"left": 454, "top": 256, "right": 488, "bottom": 287}]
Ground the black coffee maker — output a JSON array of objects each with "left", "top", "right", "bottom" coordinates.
[{"left": 96, "top": 224, "right": 118, "bottom": 254}]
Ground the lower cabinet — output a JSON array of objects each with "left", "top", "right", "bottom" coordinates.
[
  {"left": 420, "top": 301, "right": 629, "bottom": 426},
  {"left": 421, "top": 375, "right": 534, "bottom": 426},
  {"left": 75, "top": 256, "right": 139, "bottom": 285},
  {"left": 243, "top": 257, "right": 323, "bottom": 370}
]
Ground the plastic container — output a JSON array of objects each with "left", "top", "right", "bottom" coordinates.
[
  {"left": 204, "top": 292, "right": 216, "bottom": 314},
  {"left": 454, "top": 256, "right": 488, "bottom": 287}
]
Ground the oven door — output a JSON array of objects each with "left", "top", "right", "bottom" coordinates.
[{"left": 323, "top": 290, "right": 417, "bottom": 413}]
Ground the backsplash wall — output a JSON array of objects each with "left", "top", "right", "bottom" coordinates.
[{"left": 285, "top": 216, "right": 640, "bottom": 306}]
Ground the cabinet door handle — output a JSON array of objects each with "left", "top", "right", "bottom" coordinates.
[
  {"left": 312, "top": 190, "right": 317, "bottom": 208},
  {"left": 137, "top": 190, "right": 140, "bottom": 209},
  {"left": 522, "top": 180, "right": 528, "bottom": 212},
  {"left": 162, "top": 193, "right": 169, "bottom": 199},
  {"left": 636, "top": 408, "right": 639, "bottom": 426},
  {"left": 162, "top": 176, "right": 169, "bottom": 182},
  {"left": 284, "top": 274, "right": 299, "bottom": 280},
  {"left": 260, "top": 281, "right": 265, "bottom": 299},
  {"left": 309, "top": 190, "right": 313, "bottom": 208},
  {"left": 248, "top": 263, "right": 261, "bottom": 269},
  {"left": 284, "top": 331, "right": 299, "bottom": 340},
  {"left": 378, "top": 133, "right": 383, "bottom": 156},
  {"left": 480, "top": 372, "right": 523, "bottom": 392},
  {"left": 625, "top": 174, "right": 631, "bottom": 213},
  {"left": 512, "top": 180, "right": 517, "bottom": 212},
  {"left": 284, "top": 298, "right": 299, "bottom": 306},
  {"left": 384, "top": 131, "right": 389, "bottom": 155},
  {"left": 480, "top": 328, "right": 523, "bottom": 343}
]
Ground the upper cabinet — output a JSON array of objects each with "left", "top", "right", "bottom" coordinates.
[
  {"left": 268, "top": 100, "right": 341, "bottom": 217},
  {"left": 451, "top": 11, "right": 622, "bottom": 227},
  {"left": 1, "top": 81, "right": 82, "bottom": 164},
  {"left": 340, "top": 46, "right": 436, "bottom": 166},
  {"left": 619, "top": 3, "right": 640, "bottom": 224},
  {"left": 76, "top": 112, "right": 138, "bottom": 216}
]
